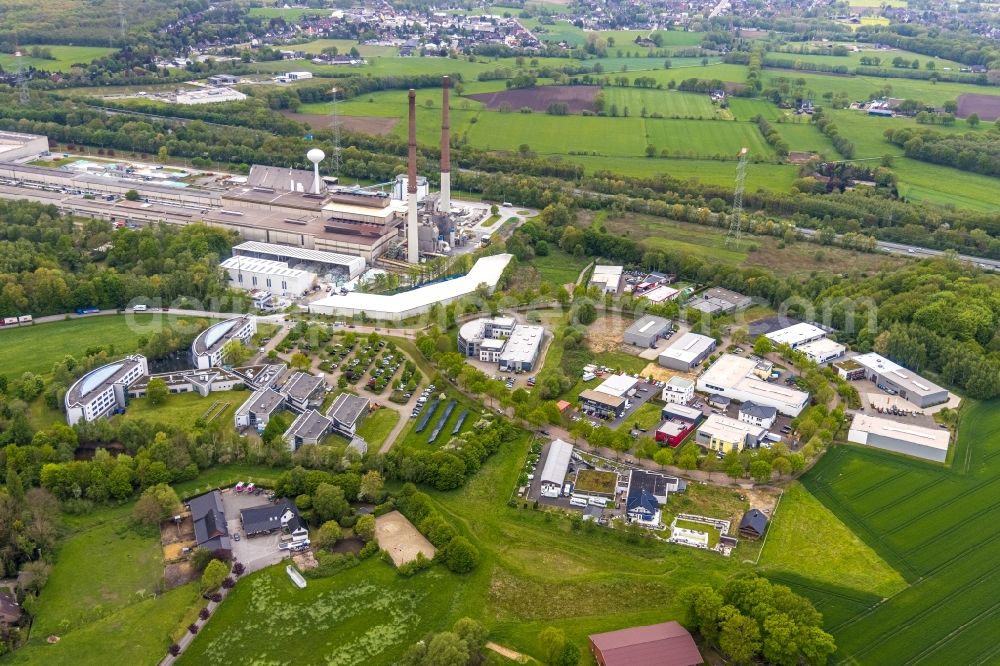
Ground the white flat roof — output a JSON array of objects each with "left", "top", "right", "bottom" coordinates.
[
  {"left": 309, "top": 253, "right": 512, "bottom": 317},
  {"left": 596, "top": 373, "right": 638, "bottom": 397},
  {"left": 765, "top": 323, "right": 826, "bottom": 347},
  {"left": 699, "top": 413, "right": 765, "bottom": 443},
  {"left": 849, "top": 414, "right": 950, "bottom": 451},
  {"left": 220, "top": 256, "right": 316, "bottom": 278},
  {"left": 592, "top": 265, "right": 623, "bottom": 277},
  {"left": 644, "top": 285, "right": 679, "bottom": 302},
  {"left": 233, "top": 241, "right": 365, "bottom": 270},
  {"left": 698, "top": 354, "right": 809, "bottom": 411},
  {"left": 853, "top": 353, "right": 945, "bottom": 398},
  {"left": 323, "top": 199, "right": 406, "bottom": 219},
  {"left": 540, "top": 439, "right": 574, "bottom": 487},
  {"left": 798, "top": 337, "right": 846, "bottom": 356},
  {"left": 499, "top": 324, "right": 544, "bottom": 364},
  {"left": 665, "top": 376, "right": 695, "bottom": 390},
  {"left": 659, "top": 332, "right": 715, "bottom": 365}
]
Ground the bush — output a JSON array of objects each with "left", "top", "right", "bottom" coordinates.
[
  {"left": 354, "top": 514, "right": 376, "bottom": 542},
  {"left": 359, "top": 539, "right": 380, "bottom": 559},
  {"left": 169, "top": 644, "right": 181, "bottom": 656},
  {"left": 201, "top": 559, "right": 228, "bottom": 592},
  {"left": 188, "top": 624, "right": 199, "bottom": 635},
  {"left": 232, "top": 562, "right": 245, "bottom": 576},
  {"left": 221, "top": 576, "right": 235, "bottom": 589},
  {"left": 397, "top": 552, "right": 433, "bottom": 577},
  {"left": 198, "top": 608, "right": 210, "bottom": 620},
  {"left": 440, "top": 536, "right": 479, "bottom": 573},
  {"left": 209, "top": 592, "right": 222, "bottom": 603}
]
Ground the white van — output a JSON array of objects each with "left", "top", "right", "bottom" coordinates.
[
  {"left": 569, "top": 496, "right": 588, "bottom": 507},
  {"left": 562, "top": 483, "right": 573, "bottom": 497},
  {"left": 132, "top": 304, "right": 147, "bottom": 311},
  {"left": 589, "top": 497, "right": 606, "bottom": 507}
]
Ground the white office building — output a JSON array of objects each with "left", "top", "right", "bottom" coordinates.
[
  {"left": 848, "top": 414, "right": 950, "bottom": 463},
  {"left": 191, "top": 316, "right": 257, "bottom": 369},
  {"left": 765, "top": 323, "right": 827, "bottom": 350},
  {"left": 798, "top": 337, "right": 846, "bottom": 364},
  {"left": 64, "top": 355, "right": 148, "bottom": 425},
  {"left": 658, "top": 332, "right": 716, "bottom": 370},
  {"left": 662, "top": 376, "right": 695, "bottom": 404},
  {"left": 696, "top": 413, "right": 767, "bottom": 453},
  {"left": 221, "top": 256, "right": 317, "bottom": 297},
  {"left": 234, "top": 388, "right": 285, "bottom": 430},
  {"left": 697, "top": 354, "right": 810, "bottom": 417},
  {"left": 589, "top": 265, "right": 624, "bottom": 294}
]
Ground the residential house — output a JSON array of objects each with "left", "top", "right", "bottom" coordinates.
[
  {"left": 738, "top": 508, "right": 769, "bottom": 539},
  {"left": 187, "top": 490, "right": 232, "bottom": 555},
  {"left": 738, "top": 401, "right": 777, "bottom": 429},
  {"left": 240, "top": 499, "right": 308, "bottom": 538}
]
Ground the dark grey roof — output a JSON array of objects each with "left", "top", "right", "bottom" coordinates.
[
  {"left": 189, "top": 491, "right": 231, "bottom": 552},
  {"left": 281, "top": 372, "right": 325, "bottom": 403},
  {"left": 709, "top": 394, "right": 731, "bottom": 405},
  {"left": 240, "top": 499, "right": 304, "bottom": 535},
  {"left": 326, "top": 393, "right": 370, "bottom": 426},
  {"left": 285, "top": 409, "right": 332, "bottom": 442},
  {"left": 739, "top": 401, "right": 777, "bottom": 419},
  {"left": 235, "top": 388, "right": 285, "bottom": 419},
  {"left": 629, "top": 470, "right": 675, "bottom": 499},
  {"left": 627, "top": 488, "right": 659, "bottom": 515},
  {"left": 739, "top": 508, "right": 769, "bottom": 537}
]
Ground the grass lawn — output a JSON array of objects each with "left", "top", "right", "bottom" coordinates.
[
  {"left": 356, "top": 407, "right": 400, "bottom": 450},
  {"left": 124, "top": 389, "right": 248, "bottom": 429},
  {"left": 0, "top": 45, "right": 115, "bottom": 72},
  {"left": 527, "top": 249, "right": 590, "bottom": 286},
  {"left": 758, "top": 482, "right": 907, "bottom": 598},
  {"left": 565, "top": 155, "right": 799, "bottom": 191},
  {"left": 0, "top": 314, "right": 209, "bottom": 380},
  {"left": 481, "top": 214, "right": 501, "bottom": 227},
  {"left": 573, "top": 469, "right": 618, "bottom": 494},
  {"left": 178, "top": 561, "right": 460, "bottom": 666},
  {"left": 295, "top": 37, "right": 399, "bottom": 58},
  {"left": 620, "top": 401, "right": 663, "bottom": 432},
  {"left": 601, "top": 88, "right": 722, "bottom": 119},
  {"left": 30, "top": 519, "right": 163, "bottom": 638},
  {"left": 674, "top": 519, "right": 721, "bottom": 548}
]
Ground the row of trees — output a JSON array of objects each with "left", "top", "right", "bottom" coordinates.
[{"left": 885, "top": 126, "right": 1000, "bottom": 177}]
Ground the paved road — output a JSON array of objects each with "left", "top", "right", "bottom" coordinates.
[{"left": 796, "top": 228, "right": 1000, "bottom": 271}]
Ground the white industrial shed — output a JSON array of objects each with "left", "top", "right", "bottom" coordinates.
[
  {"left": 624, "top": 315, "right": 672, "bottom": 348},
  {"left": 697, "top": 354, "right": 810, "bottom": 417},
  {"left": 220, "top": 256, "right": 316, "bottom": 297},
  {"left": 308, "top": 254, "right": 512, "bottom": 321},
  {"left": 853, "top": 353, "right": 949, "bottom": 409},
  {"left": 847, "top": 414, "right": 949, "bottom": 463},
  {"left": 0, "top": 131, "right": 49, "bottom": 162},
  {"left": 232, "top": 241, "right": 365, "bottom": 280},
  {"left": 658, "top": 332, "right": 716, "bottom": 370},
  {"left": 798, "top": 337, "right": 846, "bottom": 364},
  {"left": 764, "top": 322, "right": 827, "bottom": 349},
  {"left": 540, "top": 439, "right": 574, "bottom": 498}
]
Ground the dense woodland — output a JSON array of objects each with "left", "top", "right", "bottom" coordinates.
[{"left": 884, "top": 126, "right": 1000, "bottom": 177}]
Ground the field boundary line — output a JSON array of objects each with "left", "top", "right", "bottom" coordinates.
[{"left": 906, "top": 598, "right": 1000, "bottom": 666}]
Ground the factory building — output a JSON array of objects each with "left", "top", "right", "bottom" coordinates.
[
  {"left": 191, "top": 316, "right": 257, "bottom": 369},
  {"left": 589, "top": 265, "right": 624, "bottom": 294},
  {"left": 764, "top": 323, "right": 827, "bottom": 350},
  {"left": 231, "top": 241, "right": 365, "bottom": 281},
  {"left": 847, "top": 414, "right": 950, "bottom": 463},
  {"left": 853, "top": 353, "right": 949, "bottom": 409},
  {"left": 0, "top": 131, "right": 48, "bottom": 162},
  {"left": 220, "top": 256, "right": 316, "bottom": 297},
  {"left": 697, "top": 354, "right": 809, "bottom": 417},
  {"left": 658, "top": 332, "right": 716, "bottom": 371},
  {"left": 688, "top": 287, "right": 751, "bottom": 315},
  {"left": 624, "top": 315, "right": 672, "bottom": 348},
  {"left": 540, "top": 439, "right": 574, "bottom": 498},
  {"left": 64, "top": 355, "right": 148, "bottom": 425}
]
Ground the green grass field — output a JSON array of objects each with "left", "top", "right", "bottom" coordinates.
[
  {"left": 356, "top": 407, "right": 400, "bottom": 450},
  {"left": 0, "top": 45, "right": 115, "bottom": 72},
  {"left": 294, "top": 38, "right": 399, "bottom": 58},
  {"left": 601, "top": 88, "right": 724, "bottom": 119},
  {"left": 798, "top": 399, "right": 1000, "bottom": 663},
  {"left": 0, "top": 314, "right": 210, "bottom": 380},
  {"left": 774, "top": 121, "right": 837, "bottom": 154},
  {"left": 528, "top": 249, "right": 590, "bottom": 285},
  {"left": 124, "top": 389, "right": 246, "bottom": 428},
  {"left": 566, "top": 154, "right": 799, "bottom": 190}
]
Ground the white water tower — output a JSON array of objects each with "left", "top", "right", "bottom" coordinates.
[{"left": 306, "top": 148, "right": 326, "bottom": 194}]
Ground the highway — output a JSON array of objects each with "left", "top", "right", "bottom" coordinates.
[{"left": 796, "top": 228, "right": 1000, "bottom": 272}]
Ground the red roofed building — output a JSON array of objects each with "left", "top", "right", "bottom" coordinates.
[{"left": 589, "top": 621, "right": 703, "bottom": 666}]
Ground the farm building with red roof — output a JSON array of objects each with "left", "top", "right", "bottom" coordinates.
[{"left": 588, "top": 621, "right": 702, "bottom": 666}]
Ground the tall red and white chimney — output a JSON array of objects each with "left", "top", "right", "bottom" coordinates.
[
  {"left": 407, "top": 89, "right": 419, "bottom": 264},
  {"left": 440, "top": 76, "right": 451, "bottom": 216}
]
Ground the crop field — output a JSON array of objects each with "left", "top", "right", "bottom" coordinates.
[
  {"left": 0, "top": 314, "right": 209, "bottom": 379},
  {"left": 799, "top": 399, "right": 1000, "bottom": 664},
  {"left": 727, "top": 97, "right": 782, "bottom": 121},
  {"left": 0, "top": 45, "right": 115, "bottom": 72},
  {"left": 601, "top": 88, "right": 722, "bottom": 119},
  {"left": 295, "top": 38, "right": 399, "bottom": 58}
]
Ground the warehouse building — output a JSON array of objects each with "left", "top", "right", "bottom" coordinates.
[
  {"left": 764, "top": 322, "right": 827, "bottom": 350},
  {"left": 595, "top": 374, "right": 639, "bottom": 398},
  {"left": 624, "top": 315, "right": 672, "bottom": 348},
  {"left": 696, "top": 413, "right": 766, "bottom": 453},
  {"left": 641, "top": 285, "right": 680, "bottom": 304},
  {"left": 191, "top": 316, "right": 257, "bottom": 369},
  {"left": 688, "top": 287, "right": 751, "bottom": 315},
  {"left": 661, "top": 403, "right": 704, "bottom": 424},
  {"left": 309, "top": 254, "right": 512, "bottom": 321},
  {"left": 589, "top": 265, "right": 624, "bottom": 294},
  {"left": 853, "top": 353, "right": 949, "bottom": 408},
  {"left": 231, "top": 241, "right": 365, "bottom": 281},
  {"left": 0, "top": 131, "right": 48, "bottom": 162},
  {"left": 697, "top": 354, "right": 809, "bottom": 417},
  {"left": 221, "top": 256, "right": 317, "bottom": 297},
  {"left": 658, "top": 332, "right": 716, "bottom": 370},
  {"left": 64, "top": 355, "right": 148, "bottom": 425},
  {"left": 656, "top": 418, "right": 698, "bottom": 447},
  {"left": 847, "top": 414, "right": 950, "bottom": 463},
  {"left": 662, "top": 376, "right": 695, "bottom": 404},
  {"left": 798, "top": 337, "right": 846, "bottom": 364},
  {"left": 540, "top": 439, "right": 574, "bottom": 498}
]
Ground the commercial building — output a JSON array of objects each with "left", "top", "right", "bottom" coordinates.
[
  {"left": 128, "top": 367, "right": 243, "bottom": 399},
  {"left": 658, "top": 332, "right": 716, "bottom": 371},
  {"left": 326, "top": 393, "right": 370, "bottom": 437},
  {"left": 798, "top": 337, "right": 846, "bottom": 364},
  {"left": 540, "top": 439, "right": 574, "bottom": 498},
  {"left": 688, "top": 287, "right": 751, "bottom": 315},
  {"left": 662, "top": 376, "right": 695, "bottom": 404},
  {"left": 173, "top": 87, "right": 247, "bottom": 105},
  {"left": 0, "top": 131, "right": 48, "bottom": 162},
  {"left": 457, "top": 316, "right": 544, "bottom": 371},
  {"left": 697, "top": 354, "right": 810, "bottom": 417},
  {"left": 847, "top": 414, "right": 950, "bottom": 463},
  {"left": 498, "top": 325, "right": 545, "bottom": 372},
  {"left": 589, "top": 265, "right": 624, "bottom": 294},
  {"left": 191, "top": 316, "right": 257, "bottom": 369},
  {"left": 589, "top": 621, "right": 702, "bottom": 666},
  {"left": 738, "top": 401, "right": 778, "bottom": 429},
  {"left": 234, "top": 388, "right": 285, "bottom": 431},
  {"left": 283, "top": 409, "right": 333, "bottom": 450},
  {"left": 64, "top": 355, "right": 148, "bottom": 425},
  {"left": 642, "top": 285, "right": 679, "bottom": 304},
  {"left": 221, "top": 256, "right": 317, "bottom": 297},
  {"left": 595, "top": 374, "right": 638, "bottom": 398},
  {"left": 661, "top": 403, "right": 704, "bottom": 424},
  {"left": 310, "top": 254, "right": 513, "bottom": 321},
  {"left": 579, "top": 389, "right": 627, "bottom": 419},
  {"left": 853, "top": 353, "right": 949, "bottom": 408},
  {"left": 696, "top": 413, "right": 766, "bottom": 453},
  {"left": 277, "top": 371, "right": 326, "bottom": 412},
  {"left": 624, "top": 315, "right": 672, "bottom": 348},
  {"left": 764, "top": 322, "right": 827, "bottom": 350},
  {"left": 231, "top": 241, "right": 365, "bottom": 282},
  {"left": 656, "top": 419, "right": 698, "bottom": 447}
]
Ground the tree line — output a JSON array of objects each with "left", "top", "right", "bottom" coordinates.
[{"left": 884, "top": 127, "right": 1000, "bottom": 178}]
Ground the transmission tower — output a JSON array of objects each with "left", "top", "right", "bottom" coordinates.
[
  {"left": 15, "top": 49, "right": 29, "bottom": 106},
  {"left": 726, "top": 147, "right": 749, "bottom": 249},
  {"left": 329, "top": 87, "right": 342, "bottom": 176},
  {"left": 118, "top": 0, "right": 128, "bottom": 44}
]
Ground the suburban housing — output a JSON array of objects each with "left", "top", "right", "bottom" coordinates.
[
  {"left": 64, "top": 354, "right": 149, "bottom": 425},
  {"left": 738, "top": 509, "right": 769, "bottom": 539},
  {"left": 588, "top": 621, "right": 703, "bottom": 666},
  {"left": 191, "top": 316, "right": 257, "bottom": 369},
  {"left": 738, "top": 401, "right": 778, "bottom": 429},
  {"left": 847, "top": 413, "right": 950, "bottom": 463},
  {"left": 623, "top": 315, "right": 672, "bottom": 348},
  {"left": 853, "top": 352, "right": 949, "bottom": 408},
  {"left": 658, "top": 332, "right": 716, "bottom": 370},
  {"left": 188, "top": 490, "right": 232, "bottom": 555},
  {"left": 697, "top": 354, "right": 810, "bottom": 417}
]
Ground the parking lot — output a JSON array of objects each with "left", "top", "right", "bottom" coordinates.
[
  {"left": 568, "top": 377, "right": 662, "bottom": 429},
  {"left": 220, "top": 489, "right": 289, "bottom": 573}
]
